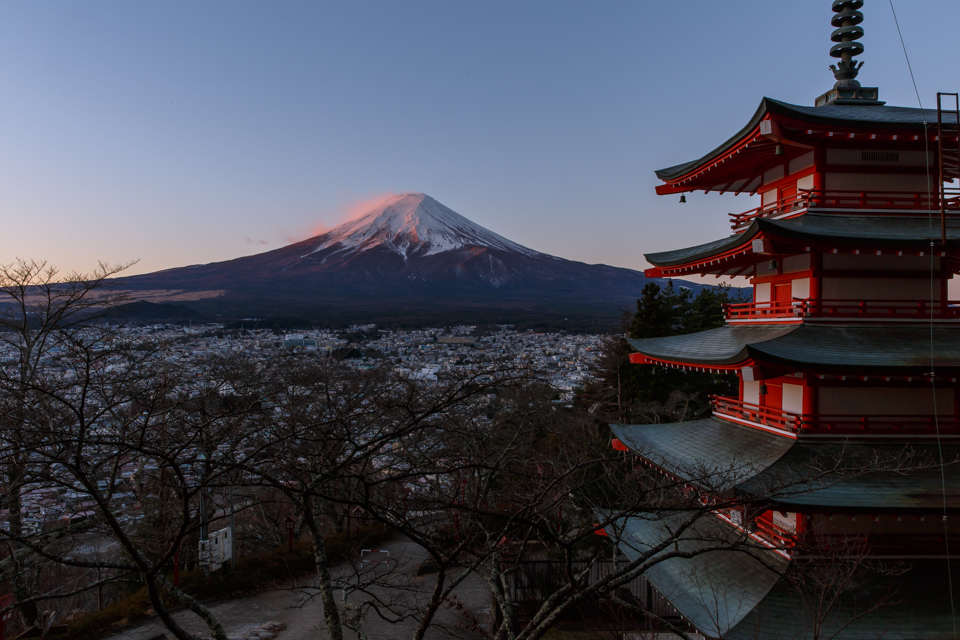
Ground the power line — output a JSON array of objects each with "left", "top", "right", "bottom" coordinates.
[
  {"left": 888, "top": 0, "right": 923, "bottom": 109},
  {"left": 889, "top": 0, "right": 957, "bottom": 634}
]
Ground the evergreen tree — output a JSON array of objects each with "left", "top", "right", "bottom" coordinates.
[
  {"left": 628, "top": 282, "right": 688, "bottom": 339},
  {"left": 586, "top": 280, "right": 744, "bottom": 422}
]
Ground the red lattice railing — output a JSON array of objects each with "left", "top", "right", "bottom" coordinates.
[
  {"left": 729, "top": 187, "right": 960, "bottom": 231},
  {"left": 711, "top": 396, "right": 960, "bottom": 435},
  {"left": 725, "top": 299, "right": 960, "bottom": 322}
]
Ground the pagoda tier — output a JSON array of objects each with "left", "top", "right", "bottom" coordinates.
[
  {"left": 643, "top": 213, "right": 960, "bottom": 279},
  {"left": 614, "top": 4, "right": 960, "bottom": 634},
  {"left": 653, "top": 98, "right": 960, "bottom": 198},
  {"left": 626, "top": 325, "right": 960, "bottom": 374},
  {"left": 611, "top": 419, "right": 960, "bottom": 516},
  {"left": 608, "top": 512, "right": 960, "bottom": 639},
  {"left": 626, "top": 327, "right": 960, "bottom": 440},
  {"left": 610, "top": 418, "right": 960, "bottom": 559}
]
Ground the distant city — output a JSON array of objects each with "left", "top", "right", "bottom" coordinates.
[{"left": 0, "top": 321, "right": 598, "bottom": 541}]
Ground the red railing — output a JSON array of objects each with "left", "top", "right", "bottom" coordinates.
[
  {"left": 712, "top": 396, "right": 804, "bottom": 431},
  {"left": 720, "top": 507, "right": 797, "bottom": 549},
  {"left": 711, "top": 396, "right": 960, "bottom": 435},
  {"left": 729, "top": 191, "right": 809, "bottom": 230},
  {"left": 725, "top": 299, "right": 806, "bottom": 321},
  {"left": 729, "top": 187, "right": 960, "bottom": 231},
  {"left": 725, "top": 299, "right": 960, "bottom": 322},
  {"left": 754, "top": 518, "right": 797, "bottom": 549}
]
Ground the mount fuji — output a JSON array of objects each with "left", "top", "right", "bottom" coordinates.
[{"left": 120, "top": 193, "right": 683, "bottom": 326}]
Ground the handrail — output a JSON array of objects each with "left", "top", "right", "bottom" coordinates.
[
  {"left": 753, "top": 518, "right": 796, "bottom": 548},
  {"left": 711, "top": 396, "right": 960, "bottom": 435},
  {"left": 725, "top": 299, "right": 960, "bottom": 321},
  {"left": 730, "top": 187, "right": 960, "bottom": 231}
]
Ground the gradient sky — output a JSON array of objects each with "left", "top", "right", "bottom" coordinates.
[{"left": 2, "top": 1, "right": 959, "bottom": 278}]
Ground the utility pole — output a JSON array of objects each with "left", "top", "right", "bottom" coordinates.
[
  {"left": 230, "top": 485, "right": 236, "bottom": 571},
  {"left": 200, "top": 488, "right": 209, "bottom": 578}
]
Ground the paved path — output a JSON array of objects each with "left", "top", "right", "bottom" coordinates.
[{"left": 103, "top": 536, "right": 492, "bottom": 640}]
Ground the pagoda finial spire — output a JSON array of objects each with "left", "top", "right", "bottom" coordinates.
[
  {"left": 815, "top": 0, "right": 882, "bottom": 106},
  {"left": 829, "top": 0, "right": 865, "bottom": 87}
]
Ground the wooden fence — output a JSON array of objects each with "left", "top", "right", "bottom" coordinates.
[{"left": 504, "top": 559, "right": 681, "bottom": 621}]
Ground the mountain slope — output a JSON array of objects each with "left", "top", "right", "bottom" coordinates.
[
  {"left": 121, "top": 193, "right": 686, "bottom": 324},
  {"left": 310, "top": 193, "right": 539, "bottom": 260}
]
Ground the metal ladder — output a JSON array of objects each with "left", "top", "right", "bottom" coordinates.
[{"left": 937, "top": 92, "right": 959, "bottom": 244}]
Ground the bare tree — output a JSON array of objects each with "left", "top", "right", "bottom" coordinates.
[
  {"left": 0, "top": 259, "right": 133, "bottom": 628},
  {"left": 243, "top": 356, "right": 529, "bottom": 640},
  {"left": 787, "top": 528, "right": 907, "bottom": 640},
  {"left": 0, "top": 264, "right": 293, "bottom": 639},
  {"left": 0, "top": 267, "right": 930, "bottom": 640}
]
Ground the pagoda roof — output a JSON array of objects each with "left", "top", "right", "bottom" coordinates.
[
  {"left": 644, "top": 213, "right": 960, "bottom": 276},
  {"left": 627, "top": 324, "right": 960, "bottom": 374},
  {"left": 611, "top": 418, "right": 960, "bottom": 511},
  {"left": 613, "top": 512, "right": 787, "bottom": 636},
  {"left": 613, "top": 512, "right": 960, "bottom": 639},
  {"left": 655, "top": 98, "right": 942, "bottom": 194}
]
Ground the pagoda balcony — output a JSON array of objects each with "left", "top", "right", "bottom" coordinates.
[
  {"left": 752, "top": 518, "right": 796, "bottom": 550},
  {"left": 729, "top": 187, "right": 960, "bottom": 232},
  {"left": 725, "top": 298, "right": 960, "bottom": 323},
  {"left": 711, "top": 395, "right": 960, "bottom": 436}
]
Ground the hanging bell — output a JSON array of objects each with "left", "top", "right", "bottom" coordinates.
[
  {"left": 775, "top": 144, "right": 784, "bottom": 156},
  {"left": 679, "top": 194, "right": 687, "bottom": 204}
]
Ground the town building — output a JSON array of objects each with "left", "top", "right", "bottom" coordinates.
[{"left": 611, "top": 2, "right": 960, "bottom": 637}]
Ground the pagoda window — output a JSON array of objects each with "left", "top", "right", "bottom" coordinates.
[
  {"left": 791, "top": 278, "right": 810, "bottom": 298},
  {"left": 782, "top": 383, "right": 804, "bottom": 414},
  {"left": 782, "top": 254, "right": 811, "bottom": 273},
  {"left": 821, "top": 277, "right": 941, "bottom": 301},
  {"left": 788, "top": 151, "right": 815, "bottom": 175},
  {"left": 824, "top": 171, "right": 930, "bottom": 192},
  {"left": 822, "top": 253, "right": 937, "bottom": 271},
  {"left": 753, "top": 282, "right": 770, "bottom": 304},
  {"left": 825, "top": 148, "right": 932, "bottom": 167},
  {"left": 818, "top": 386, "right": 954, "bottom": 416}
]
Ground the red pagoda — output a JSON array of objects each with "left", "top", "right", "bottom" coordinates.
[{"left": 611, "top": 2, "right": 960, "bottom": 637}]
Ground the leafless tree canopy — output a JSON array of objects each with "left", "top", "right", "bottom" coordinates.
[{"left": 0, "top": 261, "right": 925, "bottom": 640}]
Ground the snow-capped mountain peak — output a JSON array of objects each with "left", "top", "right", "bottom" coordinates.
[{"left": 309, "top": 193, "right": 540, "bottom": 259}]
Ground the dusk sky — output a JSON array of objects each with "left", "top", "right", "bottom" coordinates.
[{"left": 3, "top": 2, "right": 959, "bottom": 278}]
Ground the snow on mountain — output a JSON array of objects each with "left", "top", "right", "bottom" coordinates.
[{"left": 308, "top": 193, "right": 540, "bottom": 260}]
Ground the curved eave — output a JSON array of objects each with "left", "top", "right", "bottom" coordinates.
[
  {"left": 612, "top": 515, "right": 960, "bottom": 640},
  {"left": 610, "top": 512, "right": 788, "bottom": 637},
  {"left": 654, "top": 99, "right": 770, "bottom": 184},
  {"left": 612, "top": 419, "right": 960, "bottom": 512},
  {"left": 628, "top": 324, "right": 960, "bottom": 375},
  {"left": 610, "top": 418, "right": 794, "bottom": 491},
  {"left": 655, "top": 98, "right": 938, "bottom": 192},
  {"left": 643, "top": 215, "right": 960, "bottom": 278},
  {"left": 643, "top": 223, "right": 761, "bottom": 278},
  {"left": 748, "top": 325, "right": 960, "bottom": 376},
  {"left": 627, "top": 325, "right": 798, "bottom": 368}
]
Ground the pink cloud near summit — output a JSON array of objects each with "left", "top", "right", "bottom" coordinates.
[{"left": 303, "top": 191, "right": 405, "bottom": 239}]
